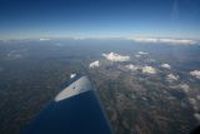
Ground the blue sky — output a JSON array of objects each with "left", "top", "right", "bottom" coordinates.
[{"left": 0, "top": 0, "right": 199, "bottom": 39}]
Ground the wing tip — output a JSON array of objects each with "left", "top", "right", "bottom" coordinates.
[{"left": 54, "top": 76, "right": 92, "bottom": 102}]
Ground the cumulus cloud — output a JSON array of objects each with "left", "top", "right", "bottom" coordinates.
[
  {"left": 102, "top": 52, "right": 130, "bottom": 62},
  {"left": 196, "top": 95, "right": 200, "bottom": 101},
  {"left": 179, "top": 84, "right": 190, "bottom": 93},
  {"left": 166, "top": 74, "right": 179, "bottom": 81},
  {"left": 128, "top": 37, "right": 197, "bottom": 45},
  {"left": 161, "top": 63, "right": 171, "bottom": 69},
  {"left": 189, "top": 98, "right": 197, "bottom": 105},
  {"left": 89, "top": 60, "right": 100, "bottom": 68},
  {"left": 70, "top": 73, "right": 76, "bottom": 79},
  {"left": 190, "top": 70, "right": 200, "bottom": 79},
  {"left": 194, "top": 113, "right": 200, "bottom": 122},
  {"left": 188, "top": 97, "right": 199, "bottom": 111},
  {"left": 142, "top": 66, "right": 157, "bottom": 74},
  {"left": 125, "top": 64, "right": 139, "bottom": 71},
  {"left": 138, "top": 51, "right": 148, "bottom": 55}
]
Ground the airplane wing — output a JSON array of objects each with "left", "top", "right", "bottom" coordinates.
[{"left": 22, "top": 76, "right": 112, "bottom": 134}]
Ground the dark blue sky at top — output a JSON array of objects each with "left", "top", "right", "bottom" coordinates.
[{"left": 0, "top": 0, "right": 199, "bottom": 39}]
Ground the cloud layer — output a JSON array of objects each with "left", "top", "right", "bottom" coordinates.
[
  {"left": 138, "top": 51, "right": 148, "bottom": 55},
  {"left": 190, "top": 70, "right": 200, "bottom": 79},
  {"left": 128, "top": 37, "right": 197, "bottom": 45},
  {"left": 89, "top": 60, "right": 100, "bottom": 68},
  {"left": 70, "top": 73, "right": 77, "bottom": 79},
  {"left": 102, "top": 52, "right": 130, "bottom": 62},
  {"left": 125, "top": 64, "right": 139, "bottom": 71},
  {"left": 167, "top": 74, "right": 179, "bottom": 81},
  {"left": 161, "top": 63, "right": 171, "bottom": 69},
  {"left": 179, "top": 84, "right": 190, "bottom": 93},
  {"left": 194, "top": 113, "right": 200, "bottom": 122},
  {"left": 39, "top": 38, "right": 50, "bottom": 41},
  {"left": 142, "top": 66, "right": 157, "bottom": 74}
]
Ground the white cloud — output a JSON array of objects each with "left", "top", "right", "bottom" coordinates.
[
  {"left": 159, "top": 38, "right": 196, "bottom": 45},
  {"left": 179, "top": 84, "right": 190, "bottom": 93},
  {"left": 128, "top": 37, "right": 197, "bottom": 45},
  {"left": 188, "top": 97, "right": 199, "bottom": 112},
  {"left": 102, "top": 52, "right": 130, "bottom": 62},
  {"left": 125, "top": 64, "right": 139, "bottom": 71},
  {"left": 166, "top": 74, "right": 179, "bottom": 81},
  {"left": 142, "top": 66, "right": 157, "bottom": 74},
  {"left": 39, "top": 38, "right": 50, "bottom": 41},
  {"left": 89, "top": 60, "right": 100, "bottom": 68},
  {"left": 194, "top": 113, "right": 200, "bottom": 122},
  {"left": 196, "top": 95, "right": 200, "bottom": 100},
  {"left": 189, "top": 98, "right": 197, "bottom": 105},
  {"left": 130, "top": 37, "right": 158, "bottom": 43},
  {"left": 138, "top": 51, "right": 148, "bottom": 55},
  {"left": 190, "top": 70, "right": 200, "bottom": 79},
  {"left": 70, "top": 73, "right": 76, "bottom": 79},
  {"left": 161, "top": 63, "right": 171, "bottom": 69}
]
